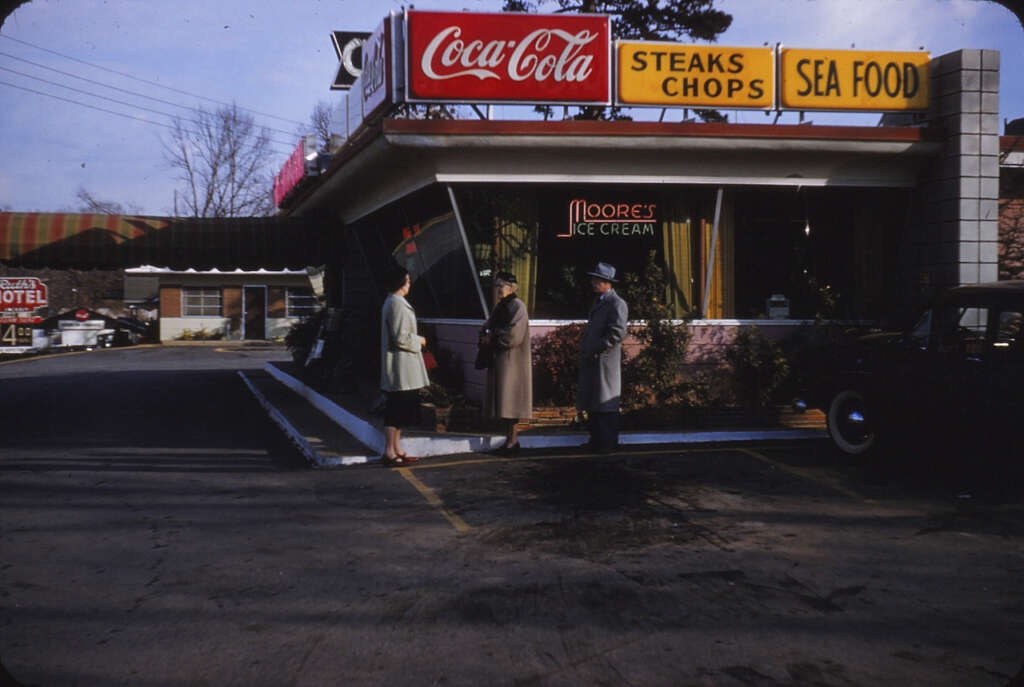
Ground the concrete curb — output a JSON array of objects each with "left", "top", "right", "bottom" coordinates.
[
  {"left": 240, "top": 370, "right": 381, "bottom": 467},
  {"left": 263, "top": 362, "right": 829, "bottom": 461},
  {"left": 265, "top": 363, "right": 387, "bottom": 455},
  {"left": 239, "top": 370, "right": 321, "bottom": 466}
]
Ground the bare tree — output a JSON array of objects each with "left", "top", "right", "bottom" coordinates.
[
  {"left": 163, "top": 104, "right": 275, "bottom": 218},
  {"left": 75, "top": 187, "right": 142, "bottom": 215},
  {"left": 298, "top": 100, "right": 333, "bottom": 152}
]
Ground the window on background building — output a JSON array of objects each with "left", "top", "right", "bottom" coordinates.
[
  {"left": 182, "top": 287, "right": 221, "bottom": 317},
  {"left": 286, "top": 287, "right": 317, "bottom": 318}
]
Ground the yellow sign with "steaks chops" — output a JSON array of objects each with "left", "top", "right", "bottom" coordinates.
[{"left": 617, "top": 42, "right": 774, "bottom": 109}]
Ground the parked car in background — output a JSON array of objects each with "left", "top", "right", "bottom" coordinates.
[{"left": 806, "top": 281, "right": 1024, "bottom": 461}]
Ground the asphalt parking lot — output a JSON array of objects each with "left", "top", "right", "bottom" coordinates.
[
  {"left": 349, "top": 441, "right": 1024, "bottom": 686},
  {"left": 2, "top": 347, "right": 1022, "bottom": 686}
]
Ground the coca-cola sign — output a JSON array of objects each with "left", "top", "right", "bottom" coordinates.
[{"left": 406, "top": 10, "right": 610, "bottom": 104}]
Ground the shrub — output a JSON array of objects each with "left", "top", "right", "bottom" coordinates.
[
  {"left": 621, "top": 250, "right": 693, "bottom": 410},
  {"left": 723, "top": 326, "right": 790, "bottom": 412},
  {"left": 531, "top": 322, "right": 585, "bottom": 405},
  {"left": 284, "top": 309, "right": 325, "bottom": 366},
  {"left": 177, "top": 327, "right": 223, "bottom": 341},
  {"left": 622, "top": 319, "right": 692, "bottom": 410}
]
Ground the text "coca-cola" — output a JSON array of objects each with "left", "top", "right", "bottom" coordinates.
[{"left": 407, "top": 10, "right": 610, "bottom": 104}]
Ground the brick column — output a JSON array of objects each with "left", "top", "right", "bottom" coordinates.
[{"left": 919, "top": 49, "right": 1000, "bottom": 293}]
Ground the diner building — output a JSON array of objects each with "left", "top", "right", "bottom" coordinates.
[{"left": 275, "top": 10, "right": 1004, "bottom": 402}]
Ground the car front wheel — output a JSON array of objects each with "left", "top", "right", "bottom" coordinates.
[{"left": 827, "top": 389, "right": 877, "bottom": 456}]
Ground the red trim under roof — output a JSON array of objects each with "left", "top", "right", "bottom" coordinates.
[{"left": 382, "top": 118, "right": 934, "bottom": 143}]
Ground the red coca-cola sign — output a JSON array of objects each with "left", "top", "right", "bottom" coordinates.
[{"left": 406, "top": 10, "right": 610, "bottom": 104}]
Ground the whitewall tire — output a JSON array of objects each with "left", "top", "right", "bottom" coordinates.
[{"left": 827, "top": 389, "right": 877, "bottom": 456}]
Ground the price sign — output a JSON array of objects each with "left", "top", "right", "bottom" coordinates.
[{"left": 0, "top": 323, "right": 33, "bottom": 347}]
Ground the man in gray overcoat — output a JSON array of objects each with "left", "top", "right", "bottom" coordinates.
[{"left": 576, "top": 261, "right": 628, "bottom": 453}]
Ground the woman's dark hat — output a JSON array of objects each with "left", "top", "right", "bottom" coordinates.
[
  {"left": 586, "top": 262, "right": 618, "bottom": 283},
  {"left": 495, "top": 271, "right": 517, "bottom": 284}
]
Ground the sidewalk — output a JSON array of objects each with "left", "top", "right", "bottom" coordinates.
[{"left": 242, "top": 361, "right": 828, "bottom": 467}]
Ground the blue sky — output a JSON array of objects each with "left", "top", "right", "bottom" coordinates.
[{"left": 0, "top": 0, "right": 1020, "bottom": 215}]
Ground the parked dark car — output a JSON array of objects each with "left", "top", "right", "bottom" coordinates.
[
  {"left": 96, "top": 317, "right": 153, "bottom": 348},
  {"left": 808, "top": 281, "right": 1024, "bottom": 460}
]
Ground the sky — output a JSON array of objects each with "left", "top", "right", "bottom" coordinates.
[{"left": 0, "top": 0, "right": 1020, "bottom": 216}]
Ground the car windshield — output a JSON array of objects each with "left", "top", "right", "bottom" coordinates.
[{"left": 929, "top": 300, "right": 989, "bottom": 353}]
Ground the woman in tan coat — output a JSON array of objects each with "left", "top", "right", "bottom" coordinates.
[{"left": 479, "top": 272, "right": 532, "bottom": 455}]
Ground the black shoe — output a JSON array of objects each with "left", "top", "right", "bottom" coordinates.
[{"left": 490, "top": 442, "right": 521, "bottom": 456}]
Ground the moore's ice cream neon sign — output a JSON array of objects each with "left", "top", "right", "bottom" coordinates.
[{"left": 561, "top": 199, "right": 658, "bottom": 238}]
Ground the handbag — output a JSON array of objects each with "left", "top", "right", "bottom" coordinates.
[{"left": 474, "top": 330, "right": 491, "bottom": 370}]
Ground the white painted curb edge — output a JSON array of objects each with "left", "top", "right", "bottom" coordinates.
[
  {"left": 264, "top": 363, "right": 508, "bottom": 458},
  {"left": 265, "top": 363, "right": 385, "bottom": 454},
  {"left": 239, "top": 370, "right": 322, "bottom": 467},
  {"left": 262, "top": 363, "right": 827, "bottom": 459}
]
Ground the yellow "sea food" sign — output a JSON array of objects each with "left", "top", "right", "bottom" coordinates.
[
  {"left": 617, "top": 42, "right": 774, "bottom": 109},
  {"left": 779, "top": 48, "right": 929, "bottom": 111}
]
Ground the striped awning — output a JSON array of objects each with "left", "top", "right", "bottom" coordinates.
[{"left": 0, "top": 213, "right": 328, "bottom": 270}]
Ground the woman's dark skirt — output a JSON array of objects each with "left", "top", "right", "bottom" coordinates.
[{"left": 383, "top": 389, "right": 420, "bottom": 428}]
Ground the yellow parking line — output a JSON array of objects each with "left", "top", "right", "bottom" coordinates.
[
  {"left": 395, "top": 467, "right": 472, "bottom": 532},
  {"left": 0, "top": 344, "right": 160, "bottom": 366},
  {"left": 0, "top": 349, "right": 88, "bottom": 366},
  {"left": 737, "top": 447, "right": 870, "bottom": 501},
  {"left": 397, "top": 446, "right": 868, "bottom": 531},
  {"left": 411, "top": 447, "right": 706, "bottom": 471}
]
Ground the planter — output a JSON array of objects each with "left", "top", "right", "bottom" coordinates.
[{"left": 418, "top": 402, "right": 451, "bottom": 431}]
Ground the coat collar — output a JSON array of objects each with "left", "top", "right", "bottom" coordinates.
[
  {"left": 389, "top": 293, "right": 414, "bottom": 311},
  {"left": 590, "top": 288, "right": 616, "bottom": 314}
]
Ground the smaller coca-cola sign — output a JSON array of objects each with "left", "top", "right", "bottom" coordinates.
[
  {"left": 273, "top": 135, "right": 317, "bottom": 208},
  {"left": 0, "top": 277, "right": 48, "bottom": 313},
  {"left": 74, "top": 309, "right": 90, "bottom": 321},
  {"left": 406, "top": 10, "right": 610, "bottom": 105},
  {"left": 361, "top": 16, "right": 392, "bottom": 119}
]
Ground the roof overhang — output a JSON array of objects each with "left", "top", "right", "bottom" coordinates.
[
  {"left": 1002, "top": 135, "right": 1024, "bottom": 168},
  {"left": 290, "top": 119, "right": 941, "bottom": 223}
]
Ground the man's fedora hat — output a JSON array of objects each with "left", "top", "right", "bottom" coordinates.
[{"left": 586, "top": 261, "right": 618, "bottom": 283}]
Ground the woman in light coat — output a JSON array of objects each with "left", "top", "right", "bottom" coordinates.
[
  {"left": 480, "top": 271, "right": 532, "bottom": 455},
  {"left": 379, "top": 264, "right": 430, "bottom": 466}
]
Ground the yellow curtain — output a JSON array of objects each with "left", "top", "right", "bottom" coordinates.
[
  {"left": 494, "top": 213, "right": 537, "bottom": 312},
  {"left": 661, "top": 203, "right": 693, "bottom": 318}
]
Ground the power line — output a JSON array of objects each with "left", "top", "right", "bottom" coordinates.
[
  {"left": 0, "top": 79, "right": 294, "bottom": 156},
  {"left": 0, "top": 64, "right": 300, "bottom": 150},
  {"left": 0, "top": 32, "right": 307, "bottom": 128},
  {"left": 0, "top": 50, "right": 302, "bottom": 140}
]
